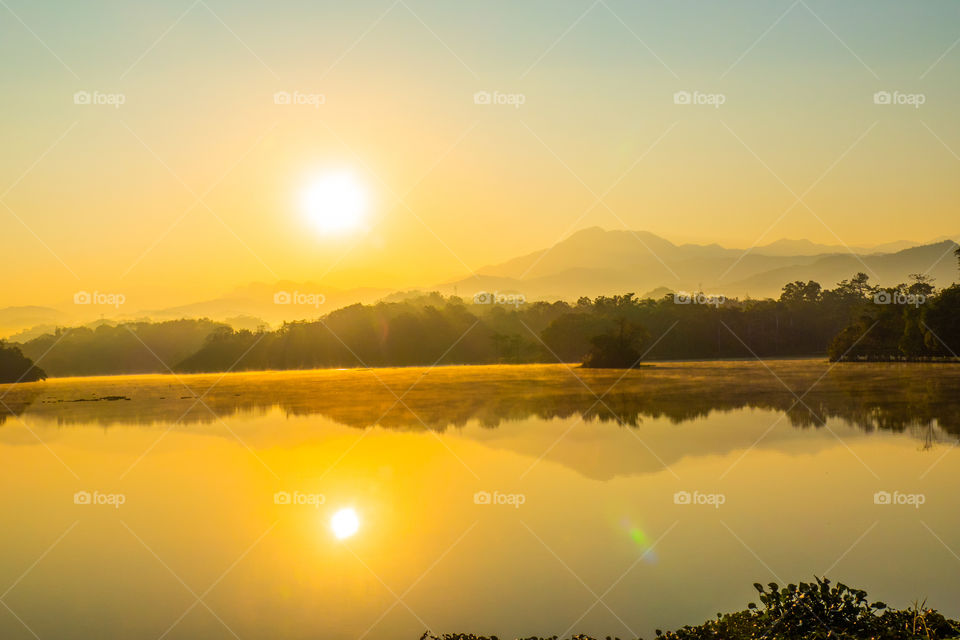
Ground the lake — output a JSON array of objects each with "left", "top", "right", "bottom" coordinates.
[{"left": 1, "top": 361, "right": 958, "bottom": 639}]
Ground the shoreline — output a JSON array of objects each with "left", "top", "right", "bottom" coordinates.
[{"left": 8, "top": 354, "right": 960, "bottom": 385}]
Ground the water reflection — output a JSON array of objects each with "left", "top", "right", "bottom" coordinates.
[
  {"left": 1, "top": 362, "right": 958, "bottom": 639},
  {"left": 2, "top": 362, "right": 959, "bottom": 438}
]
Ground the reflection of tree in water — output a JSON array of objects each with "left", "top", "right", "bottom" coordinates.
[
  {"left": 2, "top": 363, "right": 959, "bottom": 440},
  {"left": 0, "top": 385, "right": 42, "bottom": 426}
]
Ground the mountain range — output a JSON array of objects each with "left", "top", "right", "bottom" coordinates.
[
  {"left": 2, "top": 228, "right": 957, "bottom": 340},
  {"left": 441, "top": 227, "right": 959, "bottom": 301}
]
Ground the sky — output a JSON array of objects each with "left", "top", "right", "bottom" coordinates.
[{"left": 1, "top": 0, "right": 959, "bottom": 308}]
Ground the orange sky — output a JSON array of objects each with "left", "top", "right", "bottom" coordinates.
[{"left": 2, "top": 0, "right": 958, "bottom": 308}]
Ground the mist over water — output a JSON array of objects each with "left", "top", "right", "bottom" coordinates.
[{"left": 2, "top": 362, "right": 958, "bottom": 639}]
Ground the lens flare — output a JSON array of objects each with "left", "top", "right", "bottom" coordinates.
[{"left": 621, "top": 519, "right": 658, "bottom": 564}]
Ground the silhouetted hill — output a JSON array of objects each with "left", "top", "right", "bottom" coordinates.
[
  {"left": 0, "top": 306, "right": 67, "bottom": 340},
  {"left": 726, "top": 241, "right": 959, "bottom": 295},
  {"left": 749, "top": 237, "right": 942, "bottom": 256},
  {"left": 17, "top": 319, "right": 227, "bottom": 377},
  {"left": 0, "top": 285, "right": 391, "bottom": 341},
  {"left": 142, "top": 281, "right": 391, "bottom": 325},
  {"left": 2, "top": 231, "right": 955, "bottom": 341},
  {"left": 439, "top": 228, "right": 958, "bottom": 300}
]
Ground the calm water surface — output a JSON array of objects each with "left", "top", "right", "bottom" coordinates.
[{"left": 1, "top": 361, "right": 958, "bottom": 639}]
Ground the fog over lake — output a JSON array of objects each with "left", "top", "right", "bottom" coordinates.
[{"left": 2, "top": 361, "right": 958, "bottom": 639}]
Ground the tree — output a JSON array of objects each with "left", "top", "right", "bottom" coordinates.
[
  {"left": 582, "top": 316, "right": 649, "bottom": 368},
  {"left": 906, "top": 273, "right": 935, "bottom": 297},
  {"left": 923, "top": 285, "right": 960, "bottom": 358},
  {"left": 0, "top": 342, "right": 46, "bottom": 383},
  {"left": 780, "top": 280, "right": 822, "bottom": 304},
  {"left": 834, "top": 272, "right": 875, "bottom": 301}
]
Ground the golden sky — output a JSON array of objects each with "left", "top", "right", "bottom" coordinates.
[{"left": 2, "top": 0, "right": 958, "bottom": 308}]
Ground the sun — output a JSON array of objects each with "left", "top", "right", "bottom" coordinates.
[
  {"left": 301, "top": 172, "right": 369, "bottom": 234},
  {"left": 330, "top": 507, "right": 360, "bottom": 539}
]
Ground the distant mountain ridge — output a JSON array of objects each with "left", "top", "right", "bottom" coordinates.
[
  {"left": 140, "top": 282, "right": 392, "bottom": 325},
  {"left": 445, "top": 227, "right": 959, "bottom": 301},
  {"left": 0, "top": 306, "right": 68, "bottom": 341},
  {"left": 746, "top": 237, "right": 940, "bottom": 257},
  {"left": 2, "top": 228, "right": 957, "bottom": 340}
]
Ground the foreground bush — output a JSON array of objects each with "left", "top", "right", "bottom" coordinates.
[{"left": 420, "top": 579, "right": 960, "bottom": 640}]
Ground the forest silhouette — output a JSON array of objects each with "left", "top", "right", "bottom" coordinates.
[{"left": 5, "top": 257, "right": 960, "bottom": 380}]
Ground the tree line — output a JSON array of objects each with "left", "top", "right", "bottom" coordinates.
[
  {"left": 4, "top": 251, "right": 958, "bottom": 380},
  {"left": 827, "top": 276, "right": 960, "bottom": 361},
  {"left": 169, "top": 273, "right": 956, "bottom": 373}
]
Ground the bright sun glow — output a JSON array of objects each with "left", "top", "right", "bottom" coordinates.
[
  {"left": 301, "top": 172, "right": 369, "bottom": 234},
  {"left": 331, "top": 507, "right": 360, "bottom": 539}
]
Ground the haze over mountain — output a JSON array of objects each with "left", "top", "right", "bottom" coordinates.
[
  {"left": 441, "top": 227, "right": 959, "bottom": 301},
  {"left": 2, "top": 228, "right": 956, "bottom": 340},
  {"left": 747, "top": 237, "right": 933, "bottom": 257},
  {"left": 140, "top": 282, "right": 392, "bottom": 326},
  {"left": 0, "top": 307, "right": 69, "bottom": 341},
  {"left": 0, "top": 284, "right": 392, "bottom": 341}
]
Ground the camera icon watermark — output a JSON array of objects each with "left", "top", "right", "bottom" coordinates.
[
  {"left": 673, "top": 90, "right": 725, "bottom": 108},
  {"left": 73, "top": 90, "right": 126, "bottom": 108},
  {"left": 473, "top": 490, "right": 526, "bottom": 508},
  {"left": 473, "top": 291, "right": 526, "bottom": 307},
  {"left": 73, "top": 490, "right": 126, "bottom": 509},
  {"left": 673, "top": 292, "right": 726, "bottom": 307},
  {"left": 873, "top": 90, "right": 925, "bottom": 108},
  {"left": 473, "top": 90, "right": 526, "bottom": 109},
  {"left": 74, "top": 290, "right": 126, "bottom": 308},
  {"left": 273, "top": 290, "right": 325, "bottom": 308},
  {"left": 873, "top": 490, "right": 925, "bottom": 509},
  {"left": 673, "top": 490, "right": 725, "bottom": 509},
  {"left": 873, "top": 291, "right": 926, "bottom": 307},
  {"left": 273, "top": 491, "right": 325, "bottom": 508},
  {"left": 273, "top": 90, "right": 325, "bottom": 108}
]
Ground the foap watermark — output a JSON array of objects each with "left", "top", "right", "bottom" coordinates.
[
  {"left": 673, "top": 490, "right": 725, "bottom": 509},
  {"left": 74, "top": 490, "right": 126, "bottom": 509},
  {"left": 673, "top": 90, "right": 725, "bottom": 108},
  {"left": 473, "top": 291, "right": 526, "bottom": 307},
  {"left": 873, "top": 291, "right": 926, "bottom": 307},
  {"left": 74, "top": 290, "right": 126, "bottom": 308},
  {"left": 674, "top": 292, "right": 726, "bottom": 307},
  {"left": 73, "top": 90, "right": 126, "bottom": 108},
  {"left": 873, "top": 90, "right": 925, "bottom": 108},
  {"left": 273, "top": 90, "right": 325, "bottom": 108},
  {"left": 473, "top": 90, "right": 526, "bottom": 109},
  {"left": 473, "top": 490, "right": 526, "bottom": 508},
  {"left": 873, "top": 490, "right": 925, "bottom": 509},
  {"left": 274, "top": 491, "right": 325, "bottom": 508},
  {"left": 274, "top": 290, "right": 325, "bottom": 308}
]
